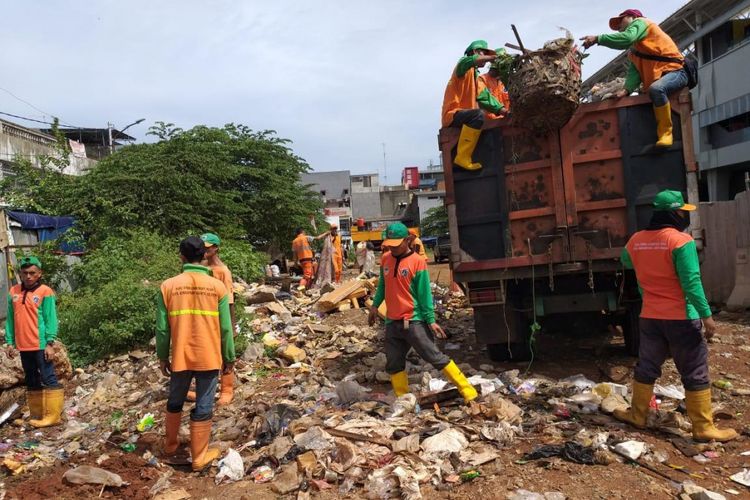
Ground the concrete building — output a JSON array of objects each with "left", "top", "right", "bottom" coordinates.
[
  {"left": 0, "top": 119, "right": 96, "bottom": 177},
  {"left": 582, "top": 0, "right": 750, "bottom": 202},
  {"left": 350, "top": 172, "right": 382, "bottom": 220},
  {"left": 301, "top": 170, "right": 352, "bottom": 233},
  {"left": 692, "top": 12, "right": 750, "bottom": 200},
  {"left": 414, "top": 190, "right": 446, "bottom": 223}
]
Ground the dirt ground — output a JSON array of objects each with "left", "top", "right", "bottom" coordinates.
[{"left": 3, "top": 266, "right": 750, "bottom": 499}]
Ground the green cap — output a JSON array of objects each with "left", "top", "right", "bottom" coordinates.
[
  {"left": 653, "top": 190, "right": 696, "bottom": 211},
  {"left": 201, "top": 232, "right": 221, "bottom": 247},
  {"left": 19, "top": 256, "right": 42, "bottom": 269},
  {"left": 465, "top": 40, "right": 496, "bottom": 56},
  {"left": 382, "top": 222, "right": 409, "bottom": 247}
]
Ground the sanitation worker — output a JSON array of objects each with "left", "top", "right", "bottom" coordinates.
[
  {"left": 615, "top": 190, "right": 737, "bottom": 442},
  {"left": 581, "top": 9, "right": 688, "bottom": 148},
  {"left": 157, "top": 236, "right": 236, "bottom": 470},
  {"left": 369, "top": 222, "right": 477, "bottom": 402}
]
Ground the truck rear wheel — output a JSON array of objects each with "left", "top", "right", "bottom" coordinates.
[{"left": 475, "top": 303, "right": 533, "bottom": 362}]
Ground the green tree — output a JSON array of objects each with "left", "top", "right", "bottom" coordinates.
[{"left": 420, "top": 205, "right": 448, "bottom": 236}]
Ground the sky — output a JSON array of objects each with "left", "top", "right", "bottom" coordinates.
[{"left": 1, "top": 1, "right": 686, "bottom": 182}]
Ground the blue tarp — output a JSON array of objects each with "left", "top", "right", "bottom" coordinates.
[{"left": 6, "top": 211, "right": 82, "bottom": 253}]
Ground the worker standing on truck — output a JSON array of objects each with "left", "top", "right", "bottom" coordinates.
[
  {"left": 441, "top": 40, "right": 505, "bottom": 171},
  {"left": 157, "top": 236, "right": 236, "bottom": 470},
  {"left": 407, "top": 228, "right": 428, "bottom": 261},
  {"left": 615, "top": 190, "right": 737, "bottom": 442},
  {"left": 292, "top": 228, "right": 315, "bottom": 291},
  {"left": 580, "top": 9, "right": 687, "bottom": 148},
  {"left": 369, "top": 222, "right": 477, "bottom": 402},
  {"left": 478, "top": 48, "right": 511, "bottom": 120},
  {"left": 4, "top": 256, "right": 64, "bottom": 428}
]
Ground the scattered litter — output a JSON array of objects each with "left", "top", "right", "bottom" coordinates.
[
  {"left": 251, "top": 465, "right": 275, "bottom": 483},
  {"left": 653, "top": 384, "right": 686, "bottom": 400},
  {"left": 613, "top": 441, "right": 646, "bottom": 461},
  {"left": 730, "top": 469, "right": 750, "bottom": 488},
  {"left": 62, "top": 465, "right": 126, "bottom": 487},
  {"left": 215, "top": 448, "right": 244, "bottom": 484},
  {"left": 421, "top": 428, "right": 468, "bottom": 455},
  {"left": 136, "top": 412, "right": 155, "bottom": 432},
  {"left": 522, "top": 442, "right": 596, "bottom": 465}
]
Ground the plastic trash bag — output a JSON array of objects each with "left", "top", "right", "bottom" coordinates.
[
  {"left": 63, "top": 465, "right": 126, "bottom": 487},
  {"left": 522, "top": 442, "right": 596, "bottom": 465},
  {"left": 215, "top": 448, "right": 244, "bottom": 484}
]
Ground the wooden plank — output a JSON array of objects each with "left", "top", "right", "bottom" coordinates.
[
  {"left": 317, "top": 280, "right": 366, "bottom": 312},
  {"left": 351, "top": 298, "right": 360, "bottom": 309},
  {"left": 699, "top": 201, "right": 738, "bottom": 303}
]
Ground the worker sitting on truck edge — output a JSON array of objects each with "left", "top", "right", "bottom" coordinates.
[
  {"left": 4, "top": 256, "right": 64, "bottom": 428},
  {"left": 478, "top": 48, "right": 511, "bottom": 120},
  {"left": 580, "top": 9, "right": 687, "bottom": 148},
  {"left": 407, "top": 228, "right": 428, "bottom": 261},
  {"left": 369, "top": 222, "right": 477, "bottom": 403},
  {"left": 441, "top": 40, "right": 503, "bottom": 171},
  {"left": 615, "top": 190, "right": 737, "bottom": 442},
  {"left": 186, "top": 233, "right": 237, "bottom": 406},
  {"left": 156, "top": 236, "right": 236, "bottom": 470}
]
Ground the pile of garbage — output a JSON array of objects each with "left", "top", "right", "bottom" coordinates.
[
  {"left": 507, "top": 30, "right": 585, "bottom": 131},
  {"left": 0, "top": 275, "right": 747, "bottom": 498}
]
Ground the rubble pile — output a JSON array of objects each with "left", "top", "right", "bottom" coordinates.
[{"left": 0, "top": 276, "right": 748, "bottom": 498}]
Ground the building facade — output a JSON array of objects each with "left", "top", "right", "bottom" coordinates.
[{"left": 350, "top": 172, "right": 382, "bottom": 220}]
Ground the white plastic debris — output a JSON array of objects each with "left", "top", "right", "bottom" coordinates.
[
  {"left": 614, "top": 440, "right": 646, "bottom": 460},
  {"left": 730, "top": 469, "right": 750, "bottom": 488},
  {"left": 421, "top": 428, "right": 468, "bottom": 455},
  {"left": 215, "top": 448, "right": 244, "bottom": 484},
  {"left": 390, "top": 393, "right": 418, "bottom": 418},
  {"left": 62, "top": 465, "right": 126, "bottom": 487},
  {"left": 653, "top": 384, "right": 686, "bottom": 400}
]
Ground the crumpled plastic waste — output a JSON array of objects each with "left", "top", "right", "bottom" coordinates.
[
  {"left": 215, "top": 448, "right": 244, "bottom": 484},
  {"left": 390, "top": 394, "right": 417, "bottom": 418},
  {"left": 421, "top": 428, "right": 468, "bottom": 455},
  {"left": 613, "top": 440, "right": 647, "bottom": 460},
  {"left": 335, "top": 380, "right": 370, "bottom": 404},
  {"left": 522, "top": 441, "right": 596, "bottom": 465},
  {"left": 257, "top": 404, "right": 302, "bottom": 446},
  {"left": 62, "top": 465, "right": 126, "bottom": 487},
  {"left": 653, "top": 384, "right": 685, "bottom": 400}
]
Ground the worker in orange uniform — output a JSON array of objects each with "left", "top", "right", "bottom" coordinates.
[
  {"left": 157, "top": 236, "right": 235, "bottom": 470},
  {"left": 442, "top": 40, "right": 505, "bottom": 171},
  {"left": 478, "top": 48, "right": 511, "bottom": 120},
  {"left": 369, "top": 223, "right": 477, "bottom": 403},
  {"left": 581, "top": 9, "right": 688, "bottom": 148},
  {"left": 185, "top": 233, "right": 236, "bottom": 406},
  {"left": 4, "top": 256, "right": 64, "bottom": 428},
  {"left": 615, "top": 191, "right": 737, "bottom": 442},
  {"left": 407, "top": 228, "right": 428, "bottom": 261},
  {"left": 293, "top": 228, "right": 316, "bottom": 291}
]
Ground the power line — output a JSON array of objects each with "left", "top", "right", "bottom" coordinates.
[
  {"left": 0, "top": 85, "right": 78, "bottom": 128},
  {"left": 0, "top": 110, "right": 70, "bottom": 127}
]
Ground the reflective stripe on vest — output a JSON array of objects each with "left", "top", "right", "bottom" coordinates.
[{"left": 168, "top": 309, "right": 220, "bottom": 317}]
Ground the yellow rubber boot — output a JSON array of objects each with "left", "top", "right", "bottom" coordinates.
[
  {"left": 390, "top": 371, "right": 410, "bottom": 397},
  {"left": 653, "top": 102, "right": 673, "bottom": 148},
  {"left": 29, "top": 387, "right": 64, "bottom": 428},
  {"left": 26, "top": 390, "right": 44, "bottom": 420},
  {"left": 442, "top": 360, "right": 478, "bottom": 402},
  {"left": 189, "top": 420, "right": 220, "bottom": 471},
  {"left": 163, "top": 411, "right": 182, "bottom": 456},
  {"left": 217, "top": 372, "right": 234, "bottom": 407},
  {"left": 685, "top": 389, "right": 738, "bottom": 442},
  {"left": 454, "top": 125, "right": 482, "bottom": 171},
  {"left": 613, "top": 381, "right": 653, "bottom": 429}
]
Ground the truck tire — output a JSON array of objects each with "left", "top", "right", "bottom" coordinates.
[
  {"left": 623, "top": 302, "right": 641, "bottom": 357},
  {"left": 475, "top": 303, "right": 533, "bottom": 362}
]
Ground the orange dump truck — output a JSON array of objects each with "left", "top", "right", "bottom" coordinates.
[{"left": 440, "top": 91, "right": 701, "bottom": 361}]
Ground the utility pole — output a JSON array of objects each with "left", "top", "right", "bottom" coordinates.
[
  {"left": 382, "top": 142, "right": 387, "bottom": 185},
  {"left": 107, "top": 122, "right": 114, "bottom": 154}
]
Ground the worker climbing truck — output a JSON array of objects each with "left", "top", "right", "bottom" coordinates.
[{"left": 440, "top": 91, "right": 701, "bottom": 361}]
